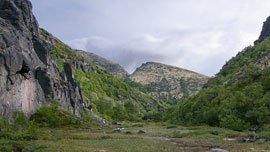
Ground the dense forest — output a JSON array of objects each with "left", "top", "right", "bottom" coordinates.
[{"left": 168, "top": 38, "right": 270, "bottom": 131}]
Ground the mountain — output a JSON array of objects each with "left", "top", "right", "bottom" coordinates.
[
  {"left": 76, "top": 50, "right": 128, "bottom": 78},
  {"left": 0, "top": 0, "right": 165, "bottom": 122},
  {"left": 169, "top": 16, "right": 270, "bottom": 131},
  {"left": 40, "top": 29, "right": 166, "bottom": 121},
  {"left": 0, "top": 0, "right": 91, "bottom": 119},
  {"left": 129, "top": 62, "right": 209, "bottom": 104},
  {"left": 255, "top": 16, "right": 270, "bottom": 44}
]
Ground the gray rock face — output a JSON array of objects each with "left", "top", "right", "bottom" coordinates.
[
  {"left": 0, "top": 0, "right": 90, "bottom": 118},
  {"left": 255, "top": 16, "right": 270, "bottom": 44}
]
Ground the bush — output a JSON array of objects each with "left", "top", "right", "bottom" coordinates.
[
  {"left": 31, "top": 106, "right": 81, "bottom": 128},
  {"left": 220, "top": 115, "right": 249, "bottom": 131},
  {"left": 22, "top": 143, "right": 46, "bottom": 152},
  {"left": 12, "top": 111, "right": 29, "bottom": 131}
]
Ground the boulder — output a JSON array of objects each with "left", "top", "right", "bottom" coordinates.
[{"left": 137, "top": 130, "right": 146, "bottom": 134}]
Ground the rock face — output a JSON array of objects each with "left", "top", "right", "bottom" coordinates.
[
  {"left": 130, "top": 62, "right": 209, "bottom": 104},
  {"left": 0, "top": 0, "right": 90, "bottom": 118},
  {"left": 255, "top": 16, "right": 270, "bottom": 44},
  {"left": 77, "top": 50, "right": 128, "bottom": 78}
]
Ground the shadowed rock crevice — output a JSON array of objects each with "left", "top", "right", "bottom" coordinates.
[{"left": 16, "top": 60, "right": 31, "bottom": 78}]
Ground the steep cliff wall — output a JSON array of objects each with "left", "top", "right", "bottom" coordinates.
[
  {"left": 0, "top": 0, "right": 90, "bottom": 119},
  {"left": 255, "top": 16, "right": 270, "bottom": 44}
]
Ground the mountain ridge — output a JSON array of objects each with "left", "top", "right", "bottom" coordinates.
[
  {"left": 129, "top": 61, "right": 209, "bottom": 104},
  {"left": 76, "top": 50, "right": 128, "bottom": 78}
]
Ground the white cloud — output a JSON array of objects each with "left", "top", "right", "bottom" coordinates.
[{"left": 31, "top": 0, "right": 270, "bottom": 76}]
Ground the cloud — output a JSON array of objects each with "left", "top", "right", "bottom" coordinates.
[
  {"left": 66, "top": 27, "right": 250, "bottom": 75},
  {"left": 31, "top": 0, "right": 270, "bottom": 76}
]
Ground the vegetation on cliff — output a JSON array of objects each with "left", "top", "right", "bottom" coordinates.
[
  {"left": 47, "top": 33, "right": 166, "bottom": 122},
  {"left": 169, "top": 38, "right": 270, "bottom": 131}
]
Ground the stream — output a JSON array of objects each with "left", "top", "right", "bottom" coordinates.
[{"left": 144, "top": 137, "right": 229, "bottom": 152}]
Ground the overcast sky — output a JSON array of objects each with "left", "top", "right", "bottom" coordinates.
[{"left": 30, "top": 0, "right": 270, "bottom": 76}]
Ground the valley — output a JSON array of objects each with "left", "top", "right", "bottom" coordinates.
[
  {"left": 1, "top": 0, "right": 270, "bottom": 151},
  {"left": 1, "top": 122, "right": 270, "bottom": 152}
]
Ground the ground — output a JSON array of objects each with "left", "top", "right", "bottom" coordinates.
[{"left": 3, "top": 123, "right": 270, "bottom": 152}]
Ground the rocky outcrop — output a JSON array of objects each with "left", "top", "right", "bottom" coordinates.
[
  {"left": 255, "top": 16, "right": 270, "bottom": 44},
  {"left": 0, "top": 0, "right": 90, "bottom": 119},
  {"left": 130, "top": 62, "right": 209, "bottom": 104},
  {"left": 77, "top": 50, "right": 128, "bottom": 78}
]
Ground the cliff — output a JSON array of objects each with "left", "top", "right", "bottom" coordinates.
[
  {"left": 0, "top": 0, "right": 91, "bottom": 119},
  {"left": 255, "top": 16, "right": 270, "bottom": 44}
]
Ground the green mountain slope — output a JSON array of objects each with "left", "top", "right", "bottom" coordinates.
[
  {"left": 169, "top": 17, "right": 270, "bottom": 131},
  {"left": 129, "top": 62, "right": 209, "bottom": 105},
  {"left": 40, "top": 28, "right": 166, "bottom": 122},
  {"left": 76, "top": 50, "right": 128, "bottom": 78}
]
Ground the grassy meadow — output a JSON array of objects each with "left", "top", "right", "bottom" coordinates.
[{"left": 2, "top": 122, "right": 270, "bottom": 152}]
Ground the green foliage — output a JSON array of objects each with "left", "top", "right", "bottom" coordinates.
[
  {"left": 0, "top": 111, "right": 42, "bottom": 151},
  {"left": 12, "top": 111, "right": 29, "bottom": 131},
  {"left": 169, "top": 38, "right": 270, "bottom": 131},
  {"left": 51, "top": 39, "right": 83, "bottom": 72},
  {"left": 22, "top": 143, "right": 46, "bottom": 152},
  {"left": 49, "top": 39, "right": 165, "bottom": 122},
  {"left": 30, "top": 106, "right": 81, "bottom": 128}
]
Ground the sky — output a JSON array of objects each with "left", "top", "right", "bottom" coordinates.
[{"left": 30, "top": 0, "right": 270, "bottom": 76}]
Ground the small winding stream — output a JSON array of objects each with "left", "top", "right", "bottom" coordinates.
[{"left": 144, "top": 137, "right": 229, "bottom": 152}]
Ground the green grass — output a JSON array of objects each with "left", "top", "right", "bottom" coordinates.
[{"left": 2, "top": 123, "right": 270, "bottom": 152}]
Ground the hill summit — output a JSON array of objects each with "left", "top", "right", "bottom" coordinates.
[{"left": 130, "top": 62, "right": 209, "bottom": 104}]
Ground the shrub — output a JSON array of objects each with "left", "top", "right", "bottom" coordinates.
[
  {"left": 12, "top": 111, "right": 29, "bottom": 131},
  {"left": 220, "top": 115, "right": 249, "bottom": 131},
  {"left": 31, "top": 106, "right": 81, "bottom": 128}
]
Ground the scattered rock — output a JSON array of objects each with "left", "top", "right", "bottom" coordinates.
[
  {"left": 167, "top": 125, "right": 177, "bottom": 129},
  {"left": 115, "top": 128, "right": 125, "bottom": 132},
  {"left": 250, "top": 126, "right": 259, "bottom": 132},
  {"left": 125, "top": 131, "right": 132, "bottom": 135},
  {"left": 111, "top": 121, "right": 124, "bottom": 126},
  {"left": 224, "top": 138, "right": 237, "bottom": 141},
  {"left": 240, "top": 138, "right": 256, "bottom": 143},
  {"left": 50, "top": 130, "right": 56, "bottom": 134},
  {"left": 112, "top": 121, "right": 118, "bottom": 125},
  {"left": 211, "top": 148, "right": 229, "bottom": 152},
  {"left": 137, "top": 130, "right": 146, "bottom": 134}
]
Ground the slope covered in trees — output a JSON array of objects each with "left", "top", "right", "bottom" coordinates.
[
  {"left": 168, "top": 18, "right": 270, "bottom": 130},
  {"left": 40, "top": 29, "right": 166, "bottom": 122}
]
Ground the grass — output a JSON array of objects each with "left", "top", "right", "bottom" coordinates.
[{"left": 1, "top": 123, "right": 270, "bottom": 152}]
